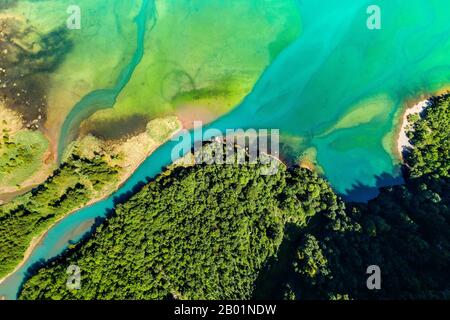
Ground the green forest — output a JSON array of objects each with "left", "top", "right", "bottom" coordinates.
[
  {"left": 16, "top": 94, "right": 450, "bottom": 300},
  {"left": 256, "top": 95, "right": 450, "bottom": 299},
  {"left": 0, "top": 153, "right": 119, "bottom": 278},
  {"left": 406, "top": 95, "right": 450, "bottom": 179}
]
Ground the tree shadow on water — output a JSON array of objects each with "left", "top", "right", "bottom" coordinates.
[
  {"left": 112, "top": 165, "right": 190, "bottom": 205},
  {"left": 112, "top": 181, "right": 147, "bottom": 206},
  {"left": 341, "top": 171, "right": 405, "bottom": 203}
]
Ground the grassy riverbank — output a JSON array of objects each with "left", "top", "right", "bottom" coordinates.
[{"left": 0, "top": 116, "right": 181, "bottom": 280}]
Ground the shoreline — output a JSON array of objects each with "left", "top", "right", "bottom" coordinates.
[
  {"left": 393, "top": 87, "right": 450, "bottom": 161},
  {"left": 0, "top": 88, "right": 445, "bottom": 289},
  {"left": 396, "top": 99, "right": 430, "bottom": 160},
  {"left": 0, "top": 125, "right": 183, "bottom": 287}
]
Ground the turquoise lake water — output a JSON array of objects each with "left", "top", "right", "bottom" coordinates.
[{"left": 3, "top": 0, "right": 450, "bottom": 299}]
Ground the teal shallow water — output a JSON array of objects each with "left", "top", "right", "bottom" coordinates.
[{"left": 3, "top": 0, "right": 450, "bottom": 298}]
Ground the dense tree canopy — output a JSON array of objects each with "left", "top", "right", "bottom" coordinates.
[
  {"left": 259, "top": 175, "right": 450, "bottom": 300},
  {"left": 405, "top": 94, "right": 450, "bottom": 178},
  {"left": 19, "top": 154, "right": 343, "bottom": 300},
  {"left": 257, "top": 95, "right": 450, "bottom": 300},
  {"left": 0, "top": 154, "right": 119, "bottom": 278}
]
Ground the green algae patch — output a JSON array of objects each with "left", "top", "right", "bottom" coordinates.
[
  {"left": 0, "top": 105, "right": 50, "bottom": 192},
  {"left": 89, "top": 0, "right": 302, "bottom": 125},
  {"left": 0, "top": 129, "right": 49, "bottom": 188},
  {"left": 328, "top": 94, "right": 395, "bottom": 133}
]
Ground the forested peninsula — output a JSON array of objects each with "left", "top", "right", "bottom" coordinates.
[{"left": 17, "top": 94, "right": 450, "bottom": 300}]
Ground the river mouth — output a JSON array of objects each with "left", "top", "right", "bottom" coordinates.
[{"left": 2, "top": 0, "right": 450, "bottom": 300}]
